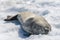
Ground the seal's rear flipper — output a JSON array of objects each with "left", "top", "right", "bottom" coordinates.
[{"left": 4, "top": 15, "right": 18, "bottom": 21}]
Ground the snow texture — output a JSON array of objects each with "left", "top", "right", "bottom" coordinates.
[{"left": 0, "top": 0, "right": 60, "bottom": 40}]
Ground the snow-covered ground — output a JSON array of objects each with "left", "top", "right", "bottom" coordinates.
[{"left": 0, "top": 0, "right": 60, "bottom": 40}]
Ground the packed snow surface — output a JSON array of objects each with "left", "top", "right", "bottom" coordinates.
[{"left": 0, "top": 0, "right": 60, "bottom": 40}]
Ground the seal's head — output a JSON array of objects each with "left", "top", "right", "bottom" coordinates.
[{"left": 23, "top": 16, "right": 51, "bottom": 35}]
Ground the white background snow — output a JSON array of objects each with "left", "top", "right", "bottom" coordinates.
[{"left": 0, "top": 0, "right": 60, "bottom": 40}]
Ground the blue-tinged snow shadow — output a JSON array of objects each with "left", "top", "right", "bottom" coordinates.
[
  {"left": 4, "top": 20, "right": 31, "bottom": 38},
  {"left": 38, "top": 2, "right": 60, "bottom": 7},
  {"left": 5, "top": 7, "right": 28, "bottom": 12},
  {"left": 18, "top": 28, "right": 31, "bottom": 38},
  {"left": 4, "top": 20, "right": 20, "bottom": 25},
  {"left": 41, "top": 10, "right": 49, "bottom": 16}
]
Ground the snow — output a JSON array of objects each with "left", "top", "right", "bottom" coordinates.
[{"left": 0, "top": 0, "right": 60, "bottom": 40}]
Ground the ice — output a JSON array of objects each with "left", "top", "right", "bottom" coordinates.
[{"left": 0, "top": 0, "right": 60, "bottom": 40}]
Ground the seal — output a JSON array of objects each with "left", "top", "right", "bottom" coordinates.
[{"left": 4, "top": 12, "right": 51, "bottom": 35}]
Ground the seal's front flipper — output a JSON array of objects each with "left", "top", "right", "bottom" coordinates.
[{"left": 4, "top": 15, "right": 18, "bottom": 21}]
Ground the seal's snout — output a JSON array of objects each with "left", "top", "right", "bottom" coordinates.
[{"left": 43, "top": 27, "right": 51, "bottom": 34}]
